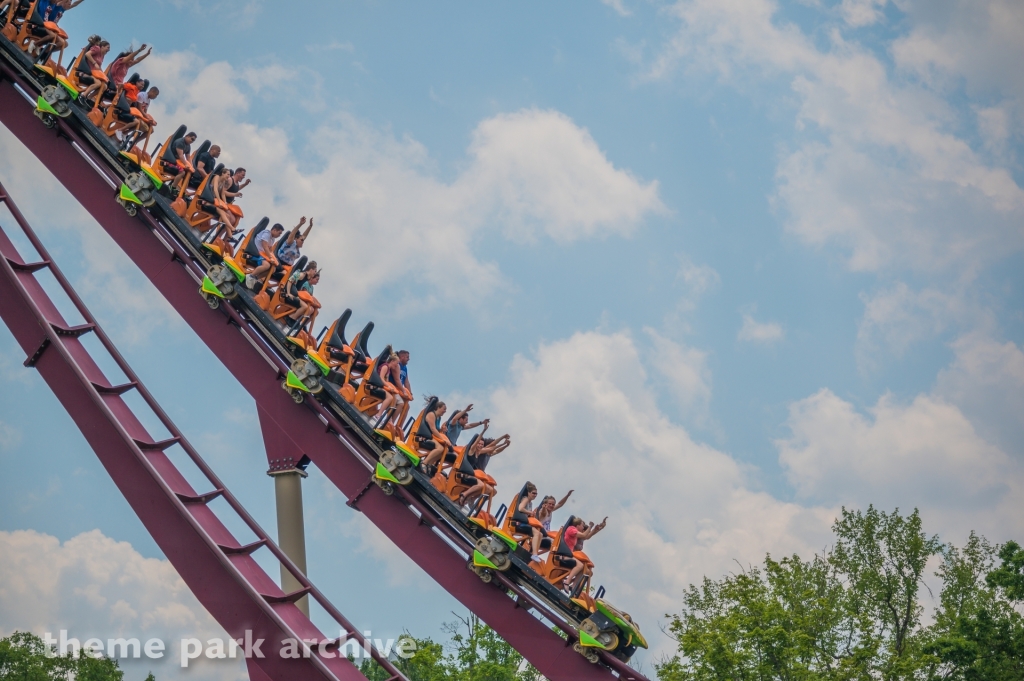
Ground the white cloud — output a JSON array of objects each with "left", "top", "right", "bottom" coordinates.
[
  {"left": 777, "top": 388, "right": 1024, "bottom": 540},
  {"left": 463, "top": 109, "right": 664, "bottom": 243},
  {"left": 936, "top": 333, "right": 1024, "bottom": 456},
  {"left": 738, "top": 312, "right": 784, "bottom": 343},
  {"left": 892, "top": 0, "right": 1024, "bottom": 118},
  {"left": 840, "top": 0, "right": 888, "bottom": 28},
  {"left": 0, "top": 530, "right": 243, "bottom": 681},
  {"left": 144, "top": 54, "right": 661, "bottom": 312},
  {"left": 601, "top": 0, "right": 632, "bottom": 17},
  {"left": 0, "top": 127, "right": 178, "bottom": 345},
  {"left": 644, "top": 327, "right": 712, "bottom": 418},
  {"left": 482, "top": 330, "right": 833, "bottom": 654},
  {"left": 855, "top": 282, "right": 970, "bottom": 361},
  {"left": 0, "top": 420, "right": 21, "bottom": 448},
  {"left": 649, "top": 0, "right": 1024, "bottom": 274}
]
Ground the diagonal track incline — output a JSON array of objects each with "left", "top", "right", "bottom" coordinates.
[{"left": 0, "top": 40, "right": 648, "bottom": 681}]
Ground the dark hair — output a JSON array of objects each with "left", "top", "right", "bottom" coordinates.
[
  {"left": 482, "top": 437, "right": 494, "bottom": 445},
  {"left": 149, "top": 87, "right": 160, "bottom": 95},
  {"left": 271, "top": 223, "right": 285, "bottom": 231},
  {"left": 397, "top": 349, "right": 410, "bottom": 356},
  {"left": 234, "top": 167, "right": 246, "bottom": 174},
  {"left": 87, "top": 35, "right": 102, "bottom": 46},
  {"left": 305, "top": 261, "right": 317, "bottom": 271},
  {"left": 185, "top": 131, "right": 197, "bottom": 139},
  {"left": 525, "top": 482, "right": 537, "bottom": 494}
]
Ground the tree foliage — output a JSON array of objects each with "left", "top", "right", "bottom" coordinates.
[
  {"left": 658, "top": 506, "right": 1024, "bottom": 681},
  {"left": 0, "top": 633, "right": 130, "bottom": 681},
  {"left": 359, "top": 614, "right": 539, "bottom": 681}
]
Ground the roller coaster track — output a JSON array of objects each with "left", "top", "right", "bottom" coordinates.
[
  {"left": 0, "top": 179, "right": 405, "bottom": 681},
  {"left": 0, "top": 39, "right": 648, "bottom": 681}
]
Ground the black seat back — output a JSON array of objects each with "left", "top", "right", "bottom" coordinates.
[
  {"left": 114, "top": 91, "right": 131, "bottom": 114},
  {"left": 191, "top": 140, "right": 211, "bottom": 165},
  {"left": 284, "top": 256, "right": 308, "bottom": 289},
  {"left": 367, "top": 345, "right": 392, "bottom": 388},
  {"left": 510, "top": 483, "right": 532, "bottom": 523},
  {"left": 160, "top": 125, "right": 187, "bottom": 164},
  {"left": 416, "top": 397, "right": 439, "bottom": 439},
  {"left": 461, "top": 434, "right": 481, "bottom": 474},
  {"left": 356, "top": 322, "right": 373, "bottom": 361},
  {"left": 554, "top": 516, "right": 577, "bottom": 557},
  {"left": 243, "top": 218, "right": 270, "bottom": 259},
  {"left": 327, "top": 309, "right": 352, "bottom": 350}
]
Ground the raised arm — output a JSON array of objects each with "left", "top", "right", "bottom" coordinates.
[
  {"left": 554, "top": 490, "right": 574, "bottom": 511},
  {"left": 579, "top": 517, "right": 607, "bottom": 541},
  {"left": 301, "top": 217, "right": 314, "bottom": 239},
  {"left": 287, "top": 217, "right": 306, "bottom": 243}
]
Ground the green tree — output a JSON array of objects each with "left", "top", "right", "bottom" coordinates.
[
  {"left": 658, "top": 506, "right": 946, "bottom": 681},
  {"left": 924, "top": 534, "right": 1024, "bottom": 680},
  {"left": 831, "top": 506, "right": 942, "bottom": 679},
  {"left": 0, "top": 633, "right": 134, "bottom": 681},
  {"left": 358, "top": 615, "right": 538, "bottom": 681}
]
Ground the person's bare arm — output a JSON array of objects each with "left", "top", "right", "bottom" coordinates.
[
  {"left": 302, "top": 217, "right": 314, "bottom": 239},
  {"left": 554, "top": 490, "right": 574, "bottom": 510},
  {"left": 579, "top": 517, "right": 607, "bottom": 540},
  {"left": 288, "top": 217, "right": 306, "bottom": 243}
]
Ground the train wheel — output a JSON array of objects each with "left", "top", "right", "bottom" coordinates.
[
  {"left": 375, "top": 479, "right": 395, "bottom": 496},
  {"left": 34, "top": 110, "right": 56, "bottom": 129},
  {"left": 205, "top": 295, "right": 220, "bottom": 310}
]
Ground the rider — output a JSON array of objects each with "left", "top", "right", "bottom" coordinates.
[
  {"left": 105, "top": 43, "right": 150, "bottom": 88},
  {"left": 165, "top": 131, "right": 197, "bottom": 186},
  {"left": 275, "top": 216, "right": 312, "bottom": 273},
  {"left": 561, "top": 516, "right": 607, "bottom": 592},
  {"left": 191, "top": 143, "right": 220, "bottom": 187},
  {"left": 280, "top": 260, "right": 316, "bottom": 333},
  {"left": 443, "top": 404, "right": 488, "bottom": 446},
  {"left": 511, "top": 483, "right": 546, "bottom": 562},
  {"left": 416, "top": 398, "right": 450, "bottom": 471},
  {"left": 76, "top": 36, "right": 110, "bottom": 105},
  {"left": 245, "top": 222, "right": 285, "bottom": 291},
  {"left": 467, "top": 433, "right": 509, "bottom": 473}
]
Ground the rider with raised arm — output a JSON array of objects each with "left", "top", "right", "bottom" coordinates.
[
  {"left": 444, "top": 404, "right": 488, "bottom": 446},
  {"left": 562, "top": 516, "right": 607, "bottom": 592}
]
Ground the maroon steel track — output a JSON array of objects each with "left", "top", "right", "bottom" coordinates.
[
  {"left": 0, "top": 181, "right": 408, "bottom": 681},
  {"left": 0, "top": 49, "right": 646, "bottom": 681}
]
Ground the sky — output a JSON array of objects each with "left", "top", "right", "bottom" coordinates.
[{"left": 1, "top": 0, "right": 1023, "bottom": 678}]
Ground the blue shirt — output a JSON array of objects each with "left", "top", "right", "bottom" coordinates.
[
  {"left": 278, "top": 239, "right": 300, "bottom": 265},
  {"left": 399, "top": 363, "right": 408, "bottom": 386},
  {"left": 447, "top": 420, "right": 464, "bottom": 446}
]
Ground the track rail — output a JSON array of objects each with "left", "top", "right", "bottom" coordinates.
[
  {"left": 0, "top": 40, "right": 647, "bottom": 681},
  {"left": 0, "top": 181, "right": 407, "bottom": 681}
]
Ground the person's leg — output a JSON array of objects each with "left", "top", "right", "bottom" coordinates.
[
  {"left": 422, "top": 442, "right": 444, "bottom": 468},
  {"left": 251, "top": 261, "right": 271, "bottom": 281},
  {"left": 531, "top": 528, "right": 544, "bottom": 556},
  {"left": 564, "top": 561, "right": 584, "bottom": 590}
]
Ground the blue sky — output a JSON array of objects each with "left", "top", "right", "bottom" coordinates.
[{"left": 1, "top": 0, "right": 1023, "bottom": 678}]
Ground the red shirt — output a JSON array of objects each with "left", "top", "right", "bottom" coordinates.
[
  {"left": 108, "top": 57, "right": 129, "bottom": 86},
  {"left": 564, "top": 526, "right": 579, "bottom": 552}
]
